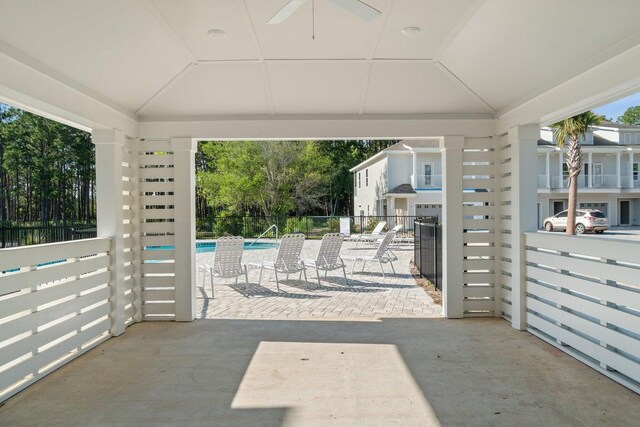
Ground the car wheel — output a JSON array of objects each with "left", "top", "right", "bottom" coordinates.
[
  {"left": 544, "top": 222, "right": 553, "bottom": 232},
  {"left": 575, "top": 223, "right": 586, "bottom": 234}
]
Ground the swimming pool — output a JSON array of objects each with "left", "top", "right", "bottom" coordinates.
[{"left": 145, "top": 241, "right": 278, "bottom": 253}]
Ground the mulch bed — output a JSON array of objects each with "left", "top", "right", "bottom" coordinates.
[{"left": 409, "top": 261, "right": 442, "bottom": 305}]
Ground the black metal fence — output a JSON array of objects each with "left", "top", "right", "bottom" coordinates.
[
  {"left": 414, "top": 217, "right": 442, "bottom": 290},
  {"left": 196, "top": 215, "right": 418, "bottom": 240},
  {"left": 0, "top": 222, "right": 97, "bottom": 248}
]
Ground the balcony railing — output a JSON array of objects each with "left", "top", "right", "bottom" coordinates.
[
  {"left": 547, "top": 174, "right": 621, "bottom": 189},
  {"left": 537, "top": 174, "right": 547, "bottom": 189},
  {"left": 621, "top": 176, "right": 638, "bottom": 189},
  {"left": 416, "top": 174, "right": 442, "bottom": 188}
]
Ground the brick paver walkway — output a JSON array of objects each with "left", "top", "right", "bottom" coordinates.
[{"left": 195, "top": 239, "right": 441, "bottom": 319}]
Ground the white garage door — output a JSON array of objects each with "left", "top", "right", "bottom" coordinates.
[
  {"left": 416, "top": 204, "right": 442, "bottom": 219},
  {"left": 579, "top": 202, "right": 608, "bottom": 216}
]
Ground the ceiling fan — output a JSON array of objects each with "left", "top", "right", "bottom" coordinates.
[{"left": 267, "top": 0, "right": 381, "bottom": 25}]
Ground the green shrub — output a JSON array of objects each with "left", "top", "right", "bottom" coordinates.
[{"left": 284, "top": 217, "right": 307, "bottom": 234}]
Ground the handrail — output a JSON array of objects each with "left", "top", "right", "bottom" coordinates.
[{"left": 247, "top": 224, "right": 278, "bottom": 247}]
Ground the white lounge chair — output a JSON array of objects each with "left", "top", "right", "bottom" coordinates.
[
  {"left": 198, "top": 236, "right": 248, "bottom": 297},
  {"left": 354, "top": 220, "right": 387, "bottom": 247},
  {"left": 351, "top": 231, "right": 398, "bottom": 278},
  {"left": 254, "top": 233, "right": 308, "bottom": 292},
  {"left": 303, "top": 233, "right": 347, "bottom": 286}
]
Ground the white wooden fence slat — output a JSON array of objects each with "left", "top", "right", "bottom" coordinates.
[
  {"left": 527, "top": 265, "right": 639, "bottom": 310},
  {"left": 527, "top": 281, "right": 639, "bottom": 335},
  {"left": 141, "top": 250, "right": 175, "bottom": 261},
  {"left": 528, "top": 315, "right": 639, "bottom": 384},
  {"left": 527, "top": 250, "right": 639, "bottom": 285},
  {"left": 0, "top": 238, "right": 110, "bottom": 271},
  {"left": 525, "top": 232, "right": 640, "bottom": 265}
]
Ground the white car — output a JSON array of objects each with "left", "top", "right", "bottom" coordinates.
[{"left": 543, "top": 209, "right": 608, "bottom": 234}]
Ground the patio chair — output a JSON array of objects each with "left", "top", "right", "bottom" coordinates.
[
  {"left": 198, "top": 236, "right": 248, "bottom": 297},
  {"left": 354, "top": 220, "right": 387, "bottom": 247},
  {"left": 302, "top": 233, "right": 347, "bottom": 286},
  {"left": 254, "top": 233, "right": 308, "bottom": 292},
  {"left": 351, "top": 231, "right": 398, "bottom": 278}
]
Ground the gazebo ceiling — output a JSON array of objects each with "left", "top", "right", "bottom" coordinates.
[{"left": 0, "top": 0, "right": 639, "bottom": 121}]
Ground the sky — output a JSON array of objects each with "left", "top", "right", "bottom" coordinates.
[{"left": 592, "top": 92, "right": 640, "bottom": 120}]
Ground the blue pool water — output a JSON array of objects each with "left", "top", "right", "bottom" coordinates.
[{"left": 145, "top": 241, "right": 277, "bottom": 253}]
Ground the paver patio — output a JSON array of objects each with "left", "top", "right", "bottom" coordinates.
[{"left": 195, "top": 239, "right": 441, "bottom": 319}]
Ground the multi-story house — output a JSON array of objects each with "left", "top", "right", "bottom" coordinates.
[
  {"left": 352, "top": 122, "right": 640, "bottom": 226},
  {"left": 351, "top": 139, "right": 443, "bottom": 221},
  {"left": 537, "top": 121, "right": 640, "bottom": 226}
]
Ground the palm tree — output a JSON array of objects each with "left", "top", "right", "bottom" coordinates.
[{"left": 550, "top": 111, "right": 602, "bottom": 234}]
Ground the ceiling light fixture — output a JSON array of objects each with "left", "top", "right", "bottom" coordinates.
[
  {"left": 207, "top": 29, "right": 227, "bottom": 39},
  {"left": 401, "top": 26, "right": 421, "bottom": 36}
]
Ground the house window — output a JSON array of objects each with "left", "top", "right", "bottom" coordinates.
[
  {"left": 623, "top": 133, "right": 632, "bottom": 144},
  {"left": 634, "top": 163, "right": 639, "bottom": 183},
  {"left": 592, "top": 163, "right": 603, "bottom": 187},
  {"left": 354, "top": 173, "right": 357, "bottom": 195},
  {"left": 365, "top": 169, "right": 369, "bottom": 186},
  {"left": 562, "top": 163, "right": 569, "bottom": 177},
  {"left": 423, "top": 162, "right": 434, "bottom": 186},
  {"left": 358, "top": 172, "right": 361, "bottom": 189}
]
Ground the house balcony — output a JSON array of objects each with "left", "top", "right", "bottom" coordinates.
[{"left": 545, "top": 174, "right": 621, "bottom": 190}]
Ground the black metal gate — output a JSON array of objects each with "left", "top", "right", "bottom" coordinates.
[{"left": 414, "top": 217, "right": 442, "bottom": 290}]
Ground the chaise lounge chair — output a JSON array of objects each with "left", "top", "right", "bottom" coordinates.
[
  {"left": 253, "top": 233, "right": 308, "bottom": 292},
  {"left": 198, "top": 236, "right": 249, "bottom": 297},
  {"left": 350, "top": 231, "right": 398, "bottom": 278},
  {"left": 302, "top": 233, "right": 347, "bottom": 286},
  {"left": 354, "top": 220, "right": 387, "bottom": 247}
]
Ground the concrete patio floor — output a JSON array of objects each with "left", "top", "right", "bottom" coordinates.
[
  {"left": 195, "top": 239, "right": 441, "bottom": 320},
  {"left": 1, "top": 318, "right": 637, "bottom": 426}
]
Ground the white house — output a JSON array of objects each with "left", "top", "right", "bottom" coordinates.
[
  {"left": 537, "top": 121, "right": 640, "bottom": 226},
  {"left": 351, "top": 139, "right": 443, "bottom": 220},
  {"left": 352, "top": 122, "right": 640, "bottom": 226}
]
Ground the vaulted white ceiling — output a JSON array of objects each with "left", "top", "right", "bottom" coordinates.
[{"left": 0, "top": 0, "right": 639, "bottom": 121}]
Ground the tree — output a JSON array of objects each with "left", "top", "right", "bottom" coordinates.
[
  {"left": 0, "top": 104, "right": 94, "bottom": 225},
  {"left": 550, "top": 111, "right": 602, "bottom": 234},
  {"left": 315, "top": 139, "right": 397, "bottom": 215},
  {"left": 197, "top": 140, "right": 332, "bottom": 217},
  {"left": 617, "top": 105, "right": 640, "bottom": 126}
]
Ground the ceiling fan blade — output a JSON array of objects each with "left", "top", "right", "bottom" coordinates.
[
  {"left": 328, "top": 0, "right": 381, "bottom": 21},
  {"left": 267, "top": 0, "right": 309, "bottom": 24}
]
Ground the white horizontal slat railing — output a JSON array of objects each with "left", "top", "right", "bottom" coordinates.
[
  {"left": 524, "top": 232, "right": 640, "bottom": 393},
  {"left": 0, "top": 238, "right": 115, "bottom": 402}
]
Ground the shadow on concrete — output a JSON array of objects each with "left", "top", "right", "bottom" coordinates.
[
  {"left": 1, "top": 318, "right": 637, "bottom": 426},
  {"left": 230, "top": 282, "right": 331, "bottom": 299}
]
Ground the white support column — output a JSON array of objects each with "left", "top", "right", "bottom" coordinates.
[
  {"left": 509, "top": 125, "right": 539, "bottom": 330},
  {"left": 411, "top": 150, "right": 418, "bottom": 188},
  {"left": 388, "top": 197, "right": 395, "bottom": 227},
  {"left": 588, "top": 152, "right": 593, "bottom": 188},
  {"left": 616, "top": 152, "right": 622, "bottom": 188},
  {"left": 172, "top": 137, "right": 197, "bottom": 322},
  {"left": 440, "top": 136, "right": 464, "bottom": 318},
  {"left": 545, "top": 152, "right": 551, "bottom": 188},
  {"left": 94, "top": 129, "right": 126, "bottom": 336}
]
